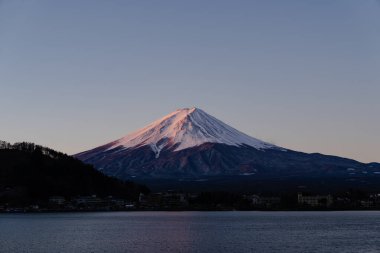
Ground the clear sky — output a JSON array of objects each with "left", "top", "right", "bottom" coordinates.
[{"left": 0, "top": 0, "right": 379, "bottom": 163}]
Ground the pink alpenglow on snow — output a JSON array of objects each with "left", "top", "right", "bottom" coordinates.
[
  {"left": 75, "top": 107, "right": 378, "bottom": 184},
  {"left": 105, "top": 107, "right": 276, "bottom": 158}
]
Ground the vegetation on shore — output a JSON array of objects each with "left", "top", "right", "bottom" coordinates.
[{"left": 0, "top": 141, "right": 149, "bottom": 206}]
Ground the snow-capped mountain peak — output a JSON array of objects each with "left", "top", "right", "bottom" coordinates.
[
  {"left": 105, "top": 107, "right": 276, "bottom": 157},
  {"left": 74, "top": 108, "right": 377, "bottom": 188}
]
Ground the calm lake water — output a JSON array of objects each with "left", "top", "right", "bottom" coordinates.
[{"left": 0, "top": 211, "right": 379, "bottom": 253}]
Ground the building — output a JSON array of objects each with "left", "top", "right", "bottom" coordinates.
[
  {"left": 139, "top": 192, "right": 188, "bottom": 209},
  {"left": 246, "top": 195, "right": 281, "bottom": 208},
  {"left": 298, "top": 193, "right": 333, "bottom": 207},
  {"left": 250, "top": 195, "right": 261, "bottom": 205},
  {"left": 73, "top": 195, "right": 107, "bottom": 207},
  {"left": 49, "top": 196, "right": 66, "bottom": 205}
]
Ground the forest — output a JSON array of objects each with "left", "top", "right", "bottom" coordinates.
[{"left": 0, "top": 141, "right": 149, "bottom": 206}]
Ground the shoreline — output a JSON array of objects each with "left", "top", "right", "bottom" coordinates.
[{"left": 2, "top": 208, "right": 380, "bottom": 213}]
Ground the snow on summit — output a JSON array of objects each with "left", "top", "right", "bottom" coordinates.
[{"left": 106, "top": 107, "right": 276, "bottom": 157}]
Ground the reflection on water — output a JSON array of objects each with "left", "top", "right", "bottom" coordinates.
[{"left": 0, "top": 211, "right": 380, "bottom": 253}]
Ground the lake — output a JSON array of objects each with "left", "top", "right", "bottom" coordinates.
[{"left": 0, "top": 211, "right": 379, "bottom": 253}]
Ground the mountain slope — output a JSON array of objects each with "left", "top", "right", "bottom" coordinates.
[
  {"left": 75, "top": 108, "right": 380, "bottom": 192},
  {"left": 77, "top": 108, "right": 277, "bottom": 160},
  {"left": 0, "top": 142, "right": 148, "bottom": 204}
]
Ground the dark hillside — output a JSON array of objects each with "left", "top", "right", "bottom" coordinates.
[{"left": 0, "top": 141, "right": 149, "bottom": 205}]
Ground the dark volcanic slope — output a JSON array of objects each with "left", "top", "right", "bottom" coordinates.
[
  {"left": 0, "top": 143, "right": 148, "bottom": 204},
  {"left": 74, "top": 108, "right": 380, "bottom": 192},
  {"left": 77, "top": 143, "right": 379, "bottom": 180}
]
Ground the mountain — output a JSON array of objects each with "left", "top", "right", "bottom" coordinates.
[
  {"left": 0, "top": 141, "right": 148, "bottom": 205},
  {"left": 75, "top": 108, "right": 380, "bottom": 192}
]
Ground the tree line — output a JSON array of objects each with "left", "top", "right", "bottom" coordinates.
[{"left": 0, "top": 140, "right": 66, "bottom": 159}]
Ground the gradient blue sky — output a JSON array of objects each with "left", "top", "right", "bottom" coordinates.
[{"left": 0, "top": 0, "right": 379, "bottom": 162}]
